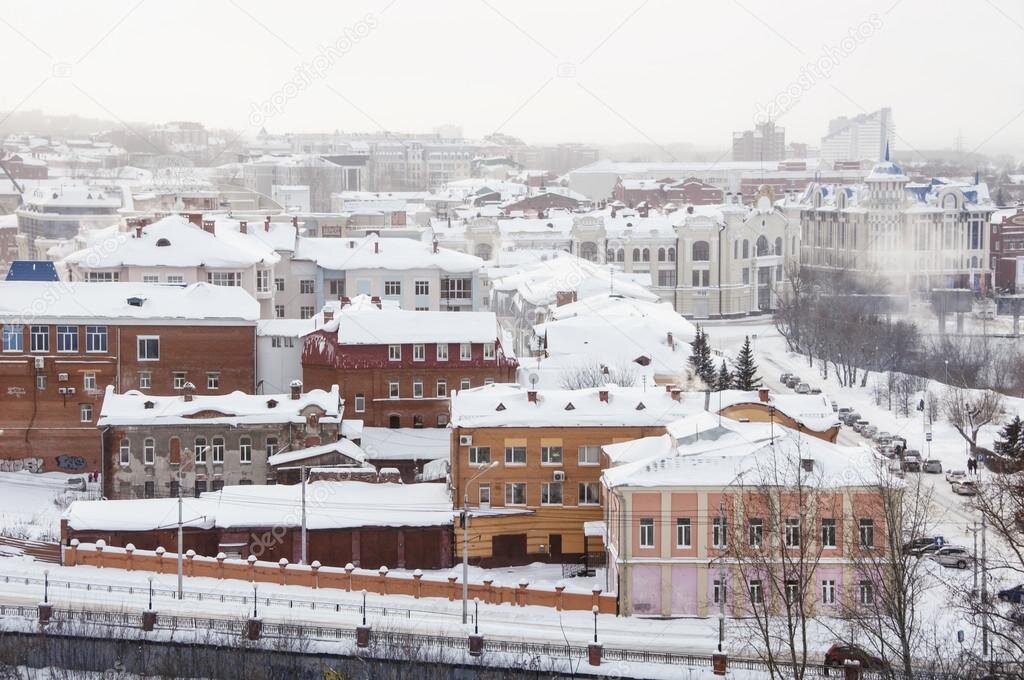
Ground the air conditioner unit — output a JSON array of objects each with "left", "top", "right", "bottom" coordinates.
[
  {"left": 66, "top": 387, "right": 75, "bottom": 395},
  {"left": 58, "top": 387, "right": 67, "bottom": 395},
  {"left": 34, "top": 357, "right": 44, "bottom": 370},
  {"left": 57, "top": 373, "right": 68, "bottom": 382},
  {"left": 553, "top": 470, "right": 566, "bottom": 482},
  {"left": 459, "top": 435, "right": 473, "bottom": 446}
]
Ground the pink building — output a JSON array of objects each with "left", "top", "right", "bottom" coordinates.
[{"left": 601, "top": 416, "right": 887, "bottom": 617}]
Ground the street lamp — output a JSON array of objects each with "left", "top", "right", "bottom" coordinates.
[
  {"left": 462, "top": 461, "right": 499, "bottom": 624},
  {"left": 592, "top": 605, "right": 599, "bottom": 643},
  {"left": 147, "top": 576, "right": 153, "bottom": 611}
]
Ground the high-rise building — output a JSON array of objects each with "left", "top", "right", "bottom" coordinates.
[
  {"left": 820, "top": 107, "right": 894, "bottom": 166},
  {"left": 732, "top": 121, "right": 786, "bottom": 162}
]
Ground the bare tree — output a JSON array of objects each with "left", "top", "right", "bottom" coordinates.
[
  {"left": 941, "top": 386, "right": 1005, "bottom": 454},
  {"left": 559, "top": 362, "right": 639, "bottom": 389}
]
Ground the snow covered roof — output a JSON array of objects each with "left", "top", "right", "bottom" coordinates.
[
  {"left": 257, "top": 318, "right": 320, "bottom": 338},
  {"left": 0, "top": 281, "right": 260, "bottom": 323},
  {"left": 266, "top": 438, "right": 365, "bottom": 467},
  {"left": 715, "top": 390, "right": 840, "bottom": 433},
  {"left": 64, "top": 480, "right": 454, "bottom": 531},
  {"left": 316, "top": 303, "right": 501, "bottom": 345},
  {"left": 603, "top": 424, "right": 877, "bottom": 490},
  {"left": 359, "top": 427, "right": 451, "bottom": 461},
  {"left": 21, "top": 184, "right": 122, "bottom": 209},
  {"left": 450, "top": 383, "right": 702, "bottom": 428},
  {"left": 490, "top": 255, "right": 658, "bottom": 308},
  {"left": 97, "top": 384, "right": 341, "bottom": 426},
  {"left": 293, "top": 233, "right": 482, "bottom": 273}
]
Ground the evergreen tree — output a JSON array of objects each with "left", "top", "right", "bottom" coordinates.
[
  {"left": 688, "top": 326, "right": 715, "bottom": 386},
  {"left": 732, "top": 336, "right": 762, "bottom": 390},
  {"left": 715, "top": 360, "right": 732, "bottom": 391},
  {"left": 997, "top": 415, "right": 1024, "bottom": 457}
]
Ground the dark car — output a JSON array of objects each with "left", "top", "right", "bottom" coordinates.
[
  {"left": 998, "top": 584, "right": 1024, "bottom": 604},
  {"left": 824, "top": 644, "right": 885, "bottom": 671},
  {"left": 903, "top": 536, "right": 945, "bottom": 557}
]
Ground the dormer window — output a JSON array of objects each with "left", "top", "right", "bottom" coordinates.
[
  {"left": 143, "top": 400, "right": 155, "bottom": 409},
  {"left": 156, "top": 238, "right": 171, "bottom": 247},
  {"left": 495, "top": 402, "right": 506, "bottom": 411},
  {"left": 636, "top": 402, "right": 646, "bottom": 410},
  {"left": 266, "top": 399, "right": 278, "bottom": 408},
  {"left": 565, "top": 402, "right": 575, "bottom": 411}
]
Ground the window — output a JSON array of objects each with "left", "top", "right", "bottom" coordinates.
[
  {"left": 194, "top": 438, "right": 208, "bottom": 463},
  {"left": 742, "top": 268, "right": 750, "bottom": 285},
  {"left": 266, "top": 437, "right": 278, "bottom": 457},
  {"left": 194, "top": 480, "right": 207, "bottom": 496},
  {"left": 144, "top": 481, "right": 155, "bottom": 498},
  {"left": 821, "top": 579, "right": 836, "bottom": 605},
  {"left": 212, "top": 480, "right": 224, "bottom": 492},
  {"left": 692, "top": 270, "right": 710, "bottom": 287},
  {"left": 858, "top": 580, "right": 875, "bottom": 606},
  {"left": 541, "top": 446, "right": 563, "bottom": 464},
  {"left": 785, "top": 518, "right": 801, "bottom": 548},
  {"left": 676, "top": 518, "right": 691, "bottom": 548},
  {"left": 713, "top": 579, "right": 727, "bottom": 604},
  {"left": 821, "top": 519, "right": 837, "bottom": 548},
  {"left": 208, "top": 271, "right": 240, "bottom": 287},
  {"left": 505, "top": 483, "right": 526, "bottom": 506},
  {"left": 211, "top": 437, "right": 225, "bottom": 464},
  {"left": 639, "top": 518, "right": 655, "bottom": 548},
  {"left": 206, "top": 372, "right": 220, "bottom": 390},
  {"left": 36, "top": 374, "right": 47, "bottom": 390},
  {"left": 139, "top": 371, "right": 151, "bottom": 389},
  {"left": 354, "top": 393, "right": 365, "bottom": 413},
  {"left": 256, "top": 269, "right": 270, "bottom": 293},
  {"left": 87, "top": 271, "right": 119, "bottom": 282},
  {"left": 274, "top": 278, "right": 285, "bottom": 292},
  {"left": 388, "top": 381, "right": 400, "bottom": 398},
  {"left": 692, "top": 240, "right": 710, "bottom": 261},
  {"left": 859, "top": 519, "right": 875, "bottom": 548},
  {"left": 30, "top": 325, "right": 48, "bottom": 352},
  {"left": 459, "top": 343, "right": 471, "bottom": 360},
  {"left": 300, "top": 279, "right": 315, "bottom": 294},
  {"left": 749, "top": 579, "right": 764, "bottom": 605},
  {"left": 173, "top": 372, "right": 187, "bottom": 389},
  {"left": 384, "top": 280, "right": 401, "bottom": 296},
  {"left": 300, "top": 306, "right": 314, "bottom": 319},
  {"left": 505, "top": 446, "right": 526, "bottom": 465},
  {"left": 541, "top": 482, "right": 563, "bottom": 505},
  {"left": 137, "top": 336, "right": 160, "bottom": 361},
  {"left": 460, "top": 378, "right": 471, "bottom": 391},
  {"left": 436, "top": 380, "right": 447, "bottom": 397},
  {"left": 437, "top": 343, "right": 448, "bottom": 361},
  {"left": 274, "top": 305, "right": 285, "bottom": 318},
  {"left": 389, "top": 344, "right": 402, "bottom": 361},
  {"left": 143, "top": 438, "right": 155, "bottom": 465},
  {"left": 578, "top": 446, "right": 600, "bottom": 465},
  {"left": 412, "top": 380, "right": 423, "bottom": 398},
  {"left": 414, "top": 280, "right": 429, "bottom": 295},
  {"left": 413, "top": 344, "right": 425, "bottom": 361},
  {"left": 2, "top": 324, "right": 23, "bottom": 352},
  {"left": 579, "top": 482, "right": 599, "bottom": 505},
  {"left": 56, "top": 326, "right": 78, "bottom": 352},
  {"left": 79, "top": 403, "right": 93, "bottom": 423},
  {"left": 169, "top": 481, "right": 180, "bottom": 497},
  {"left": 167, "top": 275, "right": 184, "bottom": 285},
  {"left": 483, "top": 343, "right": 495, "bottom": 360},
  {"left": 469, "top": 447, "right": 490, "bottom": 464},
  {"left": 713, "top": 517, "right": 728, "bottom": 548},
  {"left": 83, "top": 372, "right": 97, "bottom": 391},
  {"left": 119, "top": 439, "right": 130, "bottom": 465},
  {"left": 239, "top": 437, "right": 252, "bottom": 464},
  {"left": 784, "top": 580, "right": 800, "bottom": 605},
  {"left": 748, "top": 518, "right": 764, "bottom": 548},
  {"left": 479, "top": 485, "right": 491, "bottom": 506},
  {"left": 658, "top": 270, "right": 677, "bottom": 287},
  {"left": 742, "top": 239, "right": 749, "bottom": 259}
]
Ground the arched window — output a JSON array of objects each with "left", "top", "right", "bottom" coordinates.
[
  {"left": 194, "top": 437, "right": 207, "bottom": 463},
  {"left": 742, "top": 240, "right": 750, "bottom": 259},
  {"left": 632, "top": 248, "right": 641, "bottom": 261},
  {"left": 667, "top": 247, "right": 675, "bottom": 262},
  {"left": 389, "top": 414, "right": 401, "bottom": 428},
  {"left": 606, "top": 248, "right": 616, "bottom": 262},
  {"left": 616, "top": 248, "right": 624, "bottom": 262},
  {"left": 692, "top": 241, "right": 710, "bottom": 262},
  {"left": 657, "top": 247, "right": 666, "bottom": 262},
  {"left": 774, "top": 237, "right": 783, "bottom": 256},
  {"left": 942, "top": 193, "right": 958, "bottom": 210},
  {"left": 143, "top": 437, "right": 155, "bottom": 465},
  {"left": 211, "top": 437, "right": 225, "bottom": 464},
  {"left": 756, "top": 236, "right": 769, "bottom": 256},
  {"left": 474, "top": 243, "right": 493, "bottom": 260},
  {"left": 641, "top": 248, "right": 650, "bottom": 262}
]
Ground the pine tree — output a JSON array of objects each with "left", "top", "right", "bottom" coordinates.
[
  {"left": 997, "top": 415, "right": 1024, "bottom": 458},
  {"left": 715, "top": 360, "right": 732, "bottom": 391},
  {"left": 732, "top": 336, "right": 762, "bottom": 390},
  {"left": 688, "top": 326, "right": 715, "bottom": 387}
]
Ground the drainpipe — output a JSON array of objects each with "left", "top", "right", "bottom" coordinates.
[{"left": 717, "top": 224, "right": 726, "bottom": 318}]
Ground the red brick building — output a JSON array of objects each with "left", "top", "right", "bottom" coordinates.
[
  {"left": 0, "top": 154, "right": 48, "bottom": 180},
  {"left": 991, "top": 208, "right": 1024, "bottom": 291},
  {"left": 0, "top": 282, "right": 259, "bottom": 474},
  {"left": 612, "top": 177, "right": 724, "bottom": 208},
  {"left": 301, "top": 297, "right": 517, "bottom": 428}
]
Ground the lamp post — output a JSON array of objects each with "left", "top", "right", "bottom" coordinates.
[
  {"left": 147, "top": 576, "right": 153, "bottom": 611},
  {"left": 43, "top": 569, "right": 49, "bottom": 604},
  {"left": 592, "top": 605, "right": 599, "bottom": 643},
  {"left": 462, "top": 461, "right": 498, "bottom": 624}
]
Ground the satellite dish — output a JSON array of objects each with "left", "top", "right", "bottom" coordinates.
[{"left": 528, "top": 372, "right": 539, "bottom": 387}]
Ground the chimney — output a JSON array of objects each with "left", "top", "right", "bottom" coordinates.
[
  {"left": 801, "top": 458, "right": 814, "bottom": 473},
  {"left": 527, "top": 390, "right": 538, "bottom": 403},
  {"left": 290, "top": 379, "right": 303, "bottom": 400},
  {"left": 201, "top": 219, "right": 216, "bottom": 234},
  {"left": 758, "top": 388, "right": 770, "bottom": 403},
  {"left": 555, "top": 291, "right": 577, "bottom": 307},
  {"left": 599, "top": 388, "right": 609, "bottom": 403},
  {"left": 370, "top": 295, "right": 382, "bottom": 309},
  {"left": 339, "top": 295, "right": 351, "bottom": 308},
  {"left": 264, "top": 216, "right": 271, "bottom": 232},
  {"left": 239, "top": 220, "right": 247, "bottom": 234},
  {"left": 134, "top": 225, "right": 143, "bottom": 239},
  {"left": 686, "top": 205, "right": 694, "bottom": 214},
  {"left": 182, "top": 381, "right": 196, "bottom": 402},
  {"left": 432, "top": 239, "right": 438, "bottom": 254},
  {"left": 323, "top": 307, "right": 334, "bottom": 322},
  {"left": 187, "top": 213, "right": 203, "bottom": 227},
  {"left": 291, "top": 216, "right": 299, "bottom": 229},
  {"left": 667, "top": 332, "right": 674, "bottom": 349},
  {"left": 670, "top": 388, "right": 682, "bottom": 402},
  {"left": 374, "top": 241, "right": 380, "bottom": 254}
]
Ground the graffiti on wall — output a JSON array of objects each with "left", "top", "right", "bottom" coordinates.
[
  {"left": 5, "top": 387, "right": 25, "bottom": 398},
  {"left": 0, "top": 458, "right": 43, "bottom": 473},
  {"left": 55, "top": 455, "right": 87, "bottom": 471}
]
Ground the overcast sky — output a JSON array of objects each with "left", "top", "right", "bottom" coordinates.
[{"left": 2, "top": 0, "right": 1022, "bottom": 155}]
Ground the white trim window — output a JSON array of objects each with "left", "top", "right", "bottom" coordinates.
[
  {"left": 139, "top": 371, "right": 152, "bottom": 389},
  {"left": 2, "top": 324, "right": 23, "bottom": 352},
  {"left": 504, "top": 446, "right": 526, "bottom": 465},
  {"left": 639, "top": 518, "right": 655, "bottom": 548},
  {"left": 821, "top": 518, "right": 837, "bottom": 548},
  {"left": 436, "top": 380, "right": 447, "bottom": 397},
  {"left": 239, "top": 437, "right": 252, "bottom": 464},
  {"left": 137, "top": 336, "right": 160, "bottom": 361},
  {"left": 207, "top": 372, "right": 220, "bottom": 390},
  {"left": 541, "top": 482, "right": 563, "bottom": 506},
  {"left": 143, "top": 438, "right": 155, "bottom": 465},
  {"left": 211, "top": 437, "right": 225, "bottom": 464},
  {"left": 412, "top": 380, "right": 424, "bottom": 398},
  {"left": 56, "top": 325, "right": 78, "bottom": 353},
  {"left": 30, "top": 325, "right": 48, "bottom": 352},
  {"left": 85, "top": 325, "right": 107, "bottom": 353},
  {"left": 504, "top": 482, "right": 526, "bottom": 506},
  {"left": 469, "top": 447, "right": 490, "bottom": 464},
  {"left": 119, "top": 439, "right": 130, "bottom": 466},
  {"left": 578, "top": 446, "right": 600, "bottom": 465},
  {"left": 821, "top": 579, "right": 836, "bottom": 605},
  {"left": 83, "top": 372, "right": 97, "bottom": 391},
  {"left": 79, "top": 403, "right": 93, "bottom": 423},
  {"left": 388, "top": 344, "right": 401, "bottom": 361},
  {"left": 354, "top": 393, "right": 365, "bottom": 413},
  {"left": 483, "top": 342, "right": 495, "bottom": 360},
  {"left": 578, "top": 482, "right": 599, "bottom": 505},
  {"left": 388, "top": 381, "right": 399, "bottom": 398},
  {"left": 784, "top": 518, "right": 801, "bottom": 548},
  {"left": 541, "top": 446, "right": 562, "bottom": 465},
  {"left": 676, "top": 518, "right": 691, "bottom": 548},
  {"left": 194, "top": 438, "right": 207, "bottom": 464},
  {"left": 436, "top": 343, "right": 448, "bottom": 361},
  {"left": 412, "top": 344, "right": 425, "bottom": 361},
  {"left": 459, "top": 343, "right": 471, "bottom": 360}
]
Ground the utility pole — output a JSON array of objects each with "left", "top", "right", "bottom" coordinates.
[
  {"left": 717, "top": 498, "right": 726, "bottom": 652},
  {"left": 981, "top": 514, "right": 989, "bottom": 660},
  {"left": 462, "top": 492, "right": 469, "bottom": 624},
  {"left": 177, "top": 482, "right": 183, "bottom": 600},
  {"left": 968, "top": 522, "right": 979, "bottom": 593},
  {"left": 300, "top": 465, "right": 308, "bottom": 565}
]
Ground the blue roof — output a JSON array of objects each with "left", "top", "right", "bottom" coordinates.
[{"left": 5, "top": 261, "right": 60, "bottom": 282}]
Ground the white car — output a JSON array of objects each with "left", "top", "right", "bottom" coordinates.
[
  {"left": 945, "top": 470, "right": 967, "bottom": 484},
  {"left": 928, "top": 546, "right": 973, "bottom": 569}
]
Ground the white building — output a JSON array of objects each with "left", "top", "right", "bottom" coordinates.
[{"left": 820, "top": 108, "right": 895, "bottom": 166}]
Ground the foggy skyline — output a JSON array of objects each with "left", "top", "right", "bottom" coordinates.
[{"left": 2, "top": 0, "right": 1023, "bottom": 157}]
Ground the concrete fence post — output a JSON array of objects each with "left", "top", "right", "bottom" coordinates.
[
  {"left": 554, "top": 582, "right": 566, "bottom": 611},
  {"left": 412, "top": 569, "right": 423, "bottom": 598},
  {"left": 517, "top": 579, "right": 529, "bottom": 607},
  {"left": 344, "top": 563, "right": 355, "bottom": 592},
  {"left": 94, "top": 539, "right": 106, "bottom": 568},
  {"left": 67, "top": 539, "right": 79, "bottom": 566},
  {"left": 216, "top": 552, "right": 226, "bottom": 579},
  {"left": 124, "top": 543, "right": 135, "bottom": 571},
  {"left": 154, "top": 547, "right": 165, "bottom": 574},
  {"left": 278, "top": 558, "right": 289, "bottom": 585},
  {"left": 310, "top": 560, "right": 321, "bottom": 589},
  {"left": 447, "top": 573, "right": 458, "bottom": 601},
  {"left": 185, "top": 550, "right": 195, "bottom": 577},
  {"left": 378, "top": 565, "right": 388, "bottom": 595}
]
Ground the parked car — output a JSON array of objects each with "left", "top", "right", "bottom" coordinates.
[
  {"left": 902, "top": 458, "right": 922, "bottom": 473},
  {"left": 902, "top": 536, "right": 945, "bottom": 557},
  {"left": 923, "top": 459, "right": 943, "bottom": 474},
  {"left": 795, "top": 382, "right": 811, "bottom": 394},
  {"left": 862, "top": 425, "right": 878, "bottom": 439},
  {"left": 928, "top": 545, "right": 973, "bottom": 569},
  {"left": 997, "top": 584, "right": 1024, "bottom": 604},
  {"left": 853, "top": 419, "right": 870, "bottom": 433},
  {"left": 830, "top": 400, "right": 839, "bottom": 412},
  {"left": 823, "top": 644, "right": 886, "bottom": 671},
  {"left": 779, "top": 373, "right": 793, "bottom": 384},
  {"left": 952, "top": 480, "right": 978, "bottom": 496},
  {"left": 888, "top": 460, "right": 905, "bottom": 478},
  {"left": 876, "top": 436, "right": 893, "bottom": 448},
  {"left": 810, "top": 387, "right": 823, "bottom": 395},
  {"left": 837, "top": 407, "right": 852, "bottom": 419},
  {"left": 64, "top": 477, "right": 86, "bottom": 491},
  {"left": 946, "top": 470, "right": 967, "bottom": 485},
  {"left": 874, "top": 431, "right": 893, "bottom": 442},
  {"left": 785, "top": 376, "right": 801, "bottom": 388},
  {"left": 843, "top": 412, "right": 861, "bottom": 426},
  {"left": 877, "top": 444, "right": 895, "bottom": 458}
]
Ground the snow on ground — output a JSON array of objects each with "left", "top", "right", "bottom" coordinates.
[{"left": 0, "top": 471, "right": 88, "bottom": 543}]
